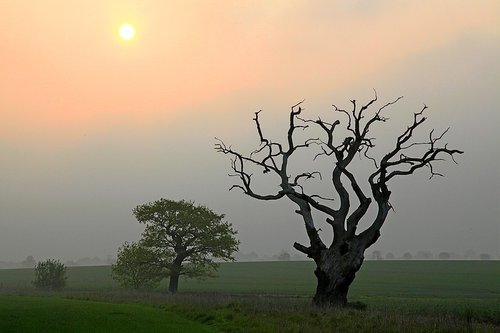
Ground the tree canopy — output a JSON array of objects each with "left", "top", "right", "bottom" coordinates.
[
  {"left": 118, "top": 199, "right": 239, "bottom": 293},
  {"left": 111, "top": 241, "right": 162, "bottom": 290}
]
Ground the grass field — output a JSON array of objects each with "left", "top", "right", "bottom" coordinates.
[
  {"left": 0, "top": 295, "right": 215, "bottom": 333},
  {"left": 0, "top": 260, "right": 499, "bottom": 332},
  {"left": 1, "top": 260, "right": 498, "bottom": 298}
]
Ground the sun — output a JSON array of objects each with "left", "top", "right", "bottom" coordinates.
[{"left": 119, "top": 23, "right": 136, "bottom": 41}]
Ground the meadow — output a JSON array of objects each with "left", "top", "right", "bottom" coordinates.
[
  {"left": 0, "top": 295, "right": 214, "bottom": 333},
  {"left": 0, "top": 260, "right": 499, "bottom": 332}
]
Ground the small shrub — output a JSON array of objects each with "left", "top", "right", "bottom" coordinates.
[
  {"left": 33, "top": 259, "right": 67, "bottom": 290},
  {"left": 111, "top": 242, "right": 163, "bottom": 290}
]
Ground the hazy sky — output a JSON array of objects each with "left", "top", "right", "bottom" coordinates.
[{"left": 1, "top": 1, "right": 499, "bottom": 262}]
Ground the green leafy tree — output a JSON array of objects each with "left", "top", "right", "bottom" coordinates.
[
  {"left": 134, "top": 199, "right": 239, "bottom": 293},
  {"left": 33, "top": 259, "right": 67, "bottom": 290},
  {"left": 111, "top": 242, "right": 163, "bottom": 289}
]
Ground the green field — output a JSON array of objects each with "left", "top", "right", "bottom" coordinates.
[
  {"left": 0, "top": 261, "right": 499, "bottom": 332},
  {"left": 0, "top": 295, "right": 214, "bottom": 333},
  {"left": 1, "top": 260, "right": 498, "bottom": 298}
]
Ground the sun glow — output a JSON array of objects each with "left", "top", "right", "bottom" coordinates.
[{"left": 119, "top": 23, "right": 136, "bottom": 41}]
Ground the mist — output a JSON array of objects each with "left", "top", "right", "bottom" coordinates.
[{"left": 0, "top": 1, "right": 498, "bottom": 263}]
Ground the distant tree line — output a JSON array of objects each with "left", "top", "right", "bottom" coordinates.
[
  {"left": 366, "top": 250, "right": 494, "bottom": 260},
  {"left": 64, "top": 256, "right": 115, "bottom": 267},
  {"left": 234, "top": 250, "right": 496, "bottom": 261},
  {"left": 0, "top": 249, "right": 495, "bottom": 271},
  {"left": 0, "top": 255, "right": 115, "bottom": 269},
  {"left": 234, "top": 250, "right": 306, "bottom": 262}
]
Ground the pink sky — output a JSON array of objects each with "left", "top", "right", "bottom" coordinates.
[{"left": 1, "top": 1, "right": 498, "bottom": 144}]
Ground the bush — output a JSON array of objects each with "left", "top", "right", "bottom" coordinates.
[
  {"left": 33, "top": 259, "right": 67, "bottom": 290},
  {"left": 111, "top": 242, "right": 163, "bottom": 290}
]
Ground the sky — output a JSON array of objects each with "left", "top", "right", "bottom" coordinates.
[{"left": 0, "top": 1, "right": 499, "bottom": 262}]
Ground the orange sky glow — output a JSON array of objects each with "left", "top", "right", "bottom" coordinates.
[{"left": 1, "top": 1, "right": 498, "bottom": 145}]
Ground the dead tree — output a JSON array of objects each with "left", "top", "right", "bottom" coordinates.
[{"left": 215, "top": 93, "right": 463, "bottom": 307}]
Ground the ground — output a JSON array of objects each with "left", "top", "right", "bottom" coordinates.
[{"left": 0, "top": 260, "right": 498, "bottom": 332}]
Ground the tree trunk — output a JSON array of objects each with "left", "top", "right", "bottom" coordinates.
[
  {"left": 312, "top": 248, "right": 364, "bottom": 307},
  {"left": 168, "top": 272, "right": 180, "bottom": 294},
  {"left": 168, "top": 257, "right": 183, "bottom": 294}
]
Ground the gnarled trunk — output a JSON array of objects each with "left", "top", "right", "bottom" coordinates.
[
  {"left": 217, "top": 95, "right": 463, "bottom": 309},
  {"left": 312, "top": 248, "right": 364, "bottom": 307}
]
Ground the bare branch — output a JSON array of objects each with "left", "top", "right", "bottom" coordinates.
[
  {"left": 358, "top": 89, "right": 378, "bottom": 119},
  {"left": 310, "top": 194, "right": 335, "bottom": 202},
  {"left": 217, "top": 97, "right": 462, "bottom": 271},
  {"left": 362, "top": 95, "right": 403, "bottom": 137},
  {"left": 253, "top": 110, "right": 268, "bottom": 146},
  {"left": 292, "top": 171, "right": 322, "bottom": 186},
  {"left": 286, "top": 100, "right": 306, "bottom": 154},
  {"left": 293, "top": 242, "right": 311, "bottom": 255},
  {"left": 334, "top": 105, "right": 356, "bottom": 136},
  {"left": 363, "top": 146, "right": 379, "bottom": 168},
  {"left": 313, "top": 144, "right": 334, "bottom": 161},
  {"left": 215, "top": 137, "right": 286, "bottom": 200},
  {"left": 385, "top": 147, "right": 463, "bottom": 181}
]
